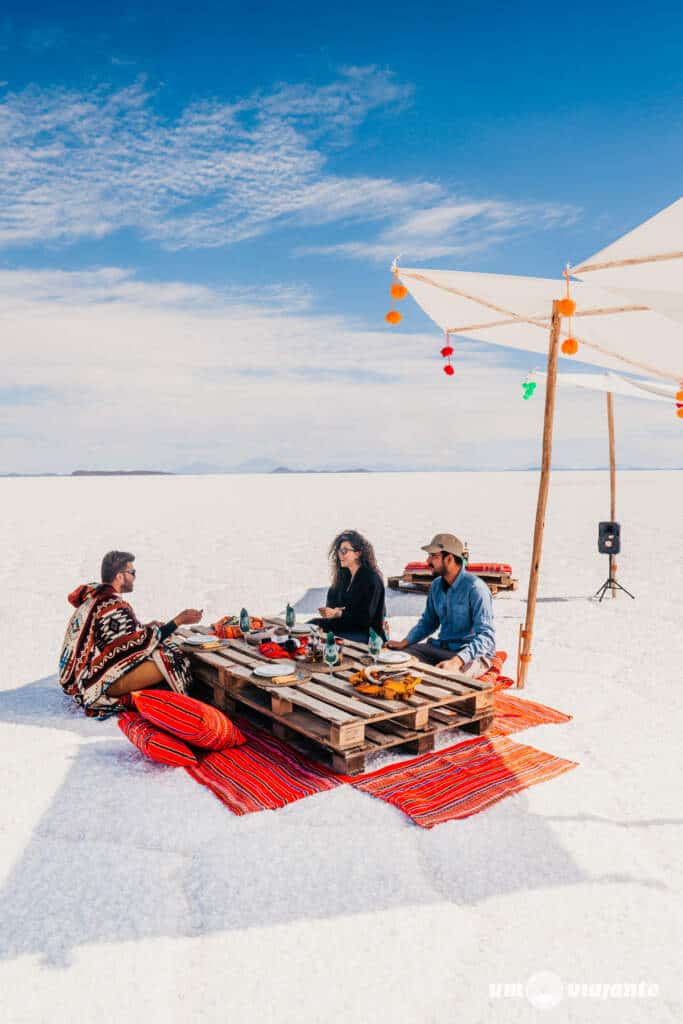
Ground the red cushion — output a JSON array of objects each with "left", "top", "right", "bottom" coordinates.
[
  {"left": 118, "top": 710, "right": 198, "bottom": 767},
  {"left": 131, "top": 690, "right": 246, "bottom": 751},
  {"left": 476, "top": 650, "right": 507, "bottom": 686},
  {"left": 466, "top": 563, "right": 512, "bottom": 575},
  {"left": 404, "top": 561, "right": 431, "bottom": 572}
]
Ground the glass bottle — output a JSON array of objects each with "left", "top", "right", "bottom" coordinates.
[
  {"left": 285, "top": 603, "right": 296, "bottom": 630},
  {"left": 324, "top": 631, "right": 338, "bottom": 668},
  {"left": 239, "top": 607, "right": 250, "bottom": 635}
]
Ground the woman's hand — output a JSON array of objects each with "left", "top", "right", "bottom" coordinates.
[{"left": 317, "top": 606, "right": 344, "bottom": 619}]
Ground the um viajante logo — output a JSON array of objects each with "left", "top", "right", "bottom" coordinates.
[{"left": 489, "top": 971, "right": 659, "bottom": 1009}]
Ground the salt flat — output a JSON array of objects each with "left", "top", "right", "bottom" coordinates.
[{"left": 0, "top": 470, "right": 681, "bottom": 1023}]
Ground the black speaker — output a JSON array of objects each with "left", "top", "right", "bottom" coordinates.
[{"left": 598, "top": 521, "right": 621, "bottom": 555}]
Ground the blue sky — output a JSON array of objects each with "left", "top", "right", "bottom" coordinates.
[{"left": 0, "top": 1, "right": 681, "bottom": 472}]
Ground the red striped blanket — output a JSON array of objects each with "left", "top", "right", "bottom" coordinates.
[
  {"left": 351, "top": 736, "right": 577, "bottom": 828},
  {"left": 185, "top": 720, "right": 341, "bottom": 814},
  {"left": 184, "top": 691, "right": 574, "bottom": 823},
  {"left": 490, "top": 692, "right": 572, "bottom": 736}
]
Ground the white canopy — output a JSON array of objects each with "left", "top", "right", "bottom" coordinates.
[
  {"left": 397, "top": 266, "right": 683, "bottom": 383},
  {"left": 571, "top": 197, "right": 683, "bottom": 326},
  {"left": 535, "top": 370, "right": 675, "bottom": 402}
]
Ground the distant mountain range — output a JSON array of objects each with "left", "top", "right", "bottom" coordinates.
[{"left": 1, "top": 465, "right": 680, "bottom": 478}]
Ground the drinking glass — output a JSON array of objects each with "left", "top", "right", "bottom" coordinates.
[{"left": 368, "top": 629, "right": 383, "bottom": 665}]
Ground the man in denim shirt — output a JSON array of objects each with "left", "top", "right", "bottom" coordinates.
[{"left": 387, "top": 533, "right": 495, "bottom": 677}]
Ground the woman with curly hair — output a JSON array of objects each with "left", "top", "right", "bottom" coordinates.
[{"left": 310, "top": 529, "right": 386, "bottom": 642}]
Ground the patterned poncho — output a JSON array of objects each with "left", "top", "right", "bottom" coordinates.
[{"left": 59, "top": 583, "right": 192, "bottom": 718}]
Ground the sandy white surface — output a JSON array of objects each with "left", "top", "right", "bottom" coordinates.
[{"left": 0, "top": 470, "right": 681, "bottom": 1023}]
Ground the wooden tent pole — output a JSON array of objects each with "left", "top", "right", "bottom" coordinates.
[
  {"left": 517, "top": 301, "right": 561, "bottom": 688},
  {"left": 607, "top": 390, "right": 617, "bottom": 598}
]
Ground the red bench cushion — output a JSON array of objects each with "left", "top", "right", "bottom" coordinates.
[
  {"left": 403, "top": 561, "right": 513, "bottom": 575},
  {"left": 132, "top": 690, "right": 246, "bottom": 751},
  {"left": 466, "top": 563, "right": 512, "bottom": 575},
  {"left": 118, "top": 710, "right": 198, "bottom": 767}
]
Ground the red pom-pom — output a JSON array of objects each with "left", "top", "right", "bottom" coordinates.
[
  {"left": 441, "top": 345, "right": 454, "bottom": 357},
  {"left": 443, "top": 364, "right": 455, "bottom": 376}
]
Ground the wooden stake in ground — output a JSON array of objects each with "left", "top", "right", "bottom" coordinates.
[
  {"left": 517, "top": 301, "right": 562, "bottom": 688},
  {"left": 607, "top": 390, "right": 617, "bottom": 598}
]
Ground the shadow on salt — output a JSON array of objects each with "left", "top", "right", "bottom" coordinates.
[{"left": 0, "top": 675, "right": 649, "bottom": 967}]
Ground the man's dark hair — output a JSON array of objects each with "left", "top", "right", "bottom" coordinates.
[{"left": 101, "top": 550, "right": 135, "bottom": 584}]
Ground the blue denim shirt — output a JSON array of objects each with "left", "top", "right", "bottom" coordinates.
[{"left": 405, "top": 570, "right": 495, "bottom": 663}]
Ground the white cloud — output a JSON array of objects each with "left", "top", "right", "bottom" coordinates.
[
  {"left": 0, "top": 69, "right": 424, "bottom": 250},
  {"left": 0, "top": 268, "right": 312, "bottom": 313},
  {"left": 302, "top": 199, "right": 581, "bottom": 263},
  {"left": 0, "top": 268, "right": 674, "bottom": 474},
  {"left": 0, "top": 69, "right": 579, "bottom": 259}
]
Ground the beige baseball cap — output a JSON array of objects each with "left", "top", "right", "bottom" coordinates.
[{"left": 421, "top": 533, "right": 465, "bottom": 558}]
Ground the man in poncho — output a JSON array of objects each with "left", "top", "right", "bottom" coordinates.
[{"left": 59, "top": 550, "right": 202, "bottom": 717}]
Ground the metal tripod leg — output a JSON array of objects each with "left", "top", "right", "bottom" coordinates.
[{"left": 594, "top": 577, "right": 635, "bottom": 602}]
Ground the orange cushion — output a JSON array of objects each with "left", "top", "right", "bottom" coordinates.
[
  {"left": 132, "top": 690, "right": 246, "bottom": 751},
  {"left": 118, "top": 710, "right": 198, "bottom": 767}
]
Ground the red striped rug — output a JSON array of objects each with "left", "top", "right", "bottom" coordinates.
[
  {"left": 184, "top": 694, "right": 574, "bottom": 821},
  {"left": 351, "top": 735, "right": 578, "bottom": 828},
  {"left": 185, "top": 719, "right": 341, "bottom": 815},
  {"left": 490, "top": 692, "right": 573, "bottom": 736}
]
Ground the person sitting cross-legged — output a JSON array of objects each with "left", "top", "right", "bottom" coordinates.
[
  {"left": 386, "top": 533, "right": 495, "bottom": 677},
  {"left": 59, "top": 550, "right": 203, "bottom": 717}
]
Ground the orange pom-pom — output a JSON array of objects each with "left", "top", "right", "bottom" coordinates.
[
  {"left": 391, "top": 283, "right": 408, "bottom": 300},
  {"left": 676, "top": 389, "right": 683, "bottom": 402},
  {"left": 677, "top": 407, "right": 683, "bottom": 419},
  {"left": 557, "top": 298, "right": 576, "bottom": 317},
  {"left": 385, "top": 310, "right": 402, "bottom": 325},
  {"left": 561, "top": 337, "right": 579, "bottom": 355}
]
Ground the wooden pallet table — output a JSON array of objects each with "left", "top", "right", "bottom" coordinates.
[{"left": 177, "top": 622, "right": 494, "bottom": 775}]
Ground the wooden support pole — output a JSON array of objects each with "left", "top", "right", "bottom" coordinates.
[
  {"left": 607, "top": 390, "right": 617, "bottom": 598},
  {"left": 517, "top": 301, "right": 561, "bottom": 688}
]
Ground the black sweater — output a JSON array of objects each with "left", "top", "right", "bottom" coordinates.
[{"left": 312, "top": 566, "right": 386, "bottom": 639}]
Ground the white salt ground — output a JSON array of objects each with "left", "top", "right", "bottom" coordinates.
[{"left": 0, "top": 470, "right": 681, "bottom": 1024}]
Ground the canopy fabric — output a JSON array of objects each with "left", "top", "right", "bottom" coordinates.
[
  {"left": 535, "top": 370, "right": 674, "bottom": 403},
  {"left": 396, "top": 266, "right": 683, "bottom": 383},
  {"left": 571, "top": 198, "right": 683, "bottom": 325}
]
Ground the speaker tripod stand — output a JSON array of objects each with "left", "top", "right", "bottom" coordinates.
[{"left": 594, "top": 556, "right": 635, "bottom": 602}]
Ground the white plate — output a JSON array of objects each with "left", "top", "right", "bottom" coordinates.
[
  {"left": 378, "top": 650, "right": 411, "bottom": 665},
  {"left": 253, "top": 661, "right": 294, "bottom": 678},
  {"left": 290, "top": 623, "right": 310, "bottom": 635},
  {"left": 183, "top": 634, "right": 216, "bottom": 646}
]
